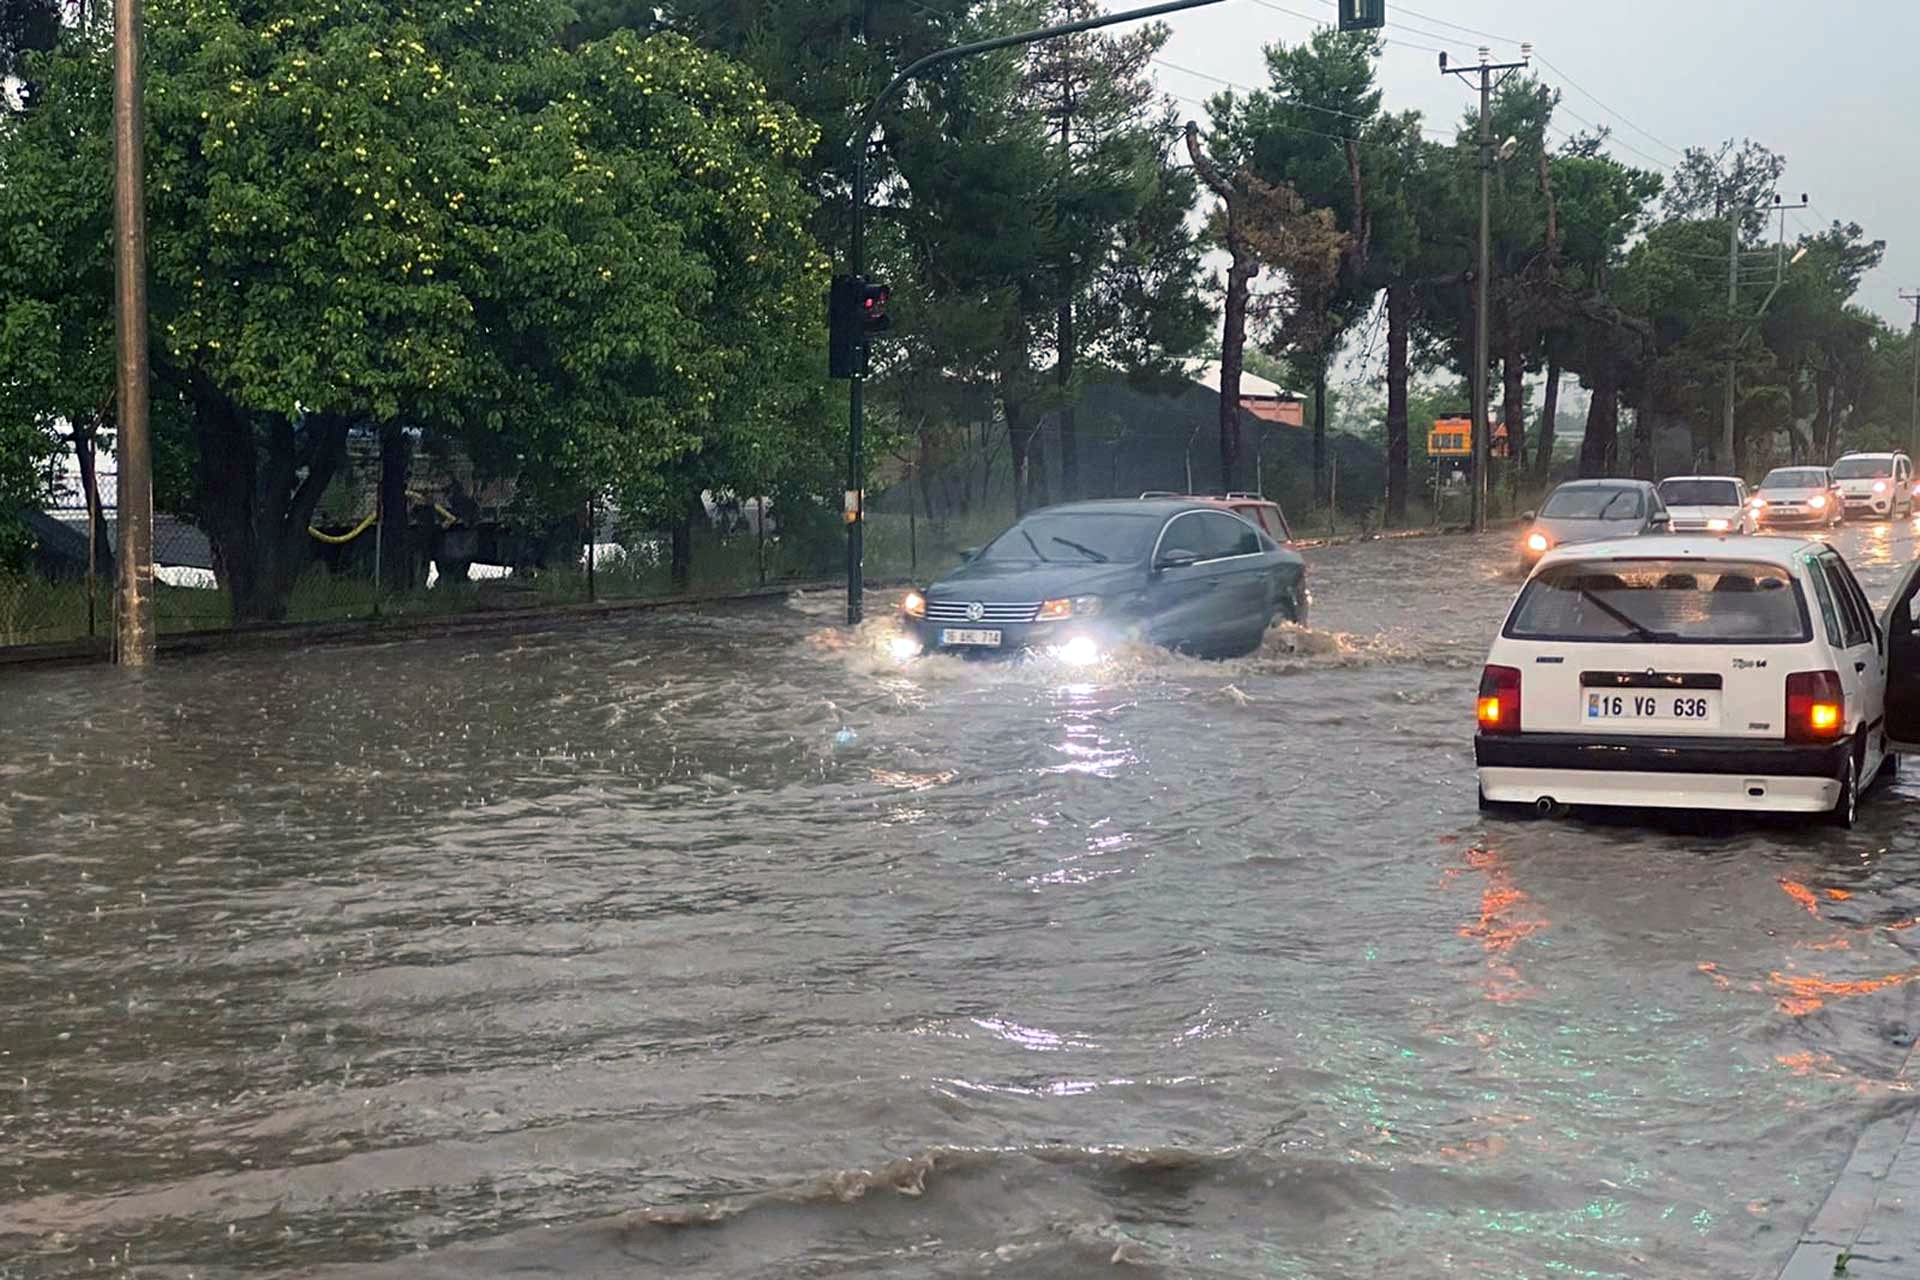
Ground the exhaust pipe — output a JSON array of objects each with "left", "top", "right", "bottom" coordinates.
[{"left": 1534, "top": 797, "right": 1558, "bottom": 816}]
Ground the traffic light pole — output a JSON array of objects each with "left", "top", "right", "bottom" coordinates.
[{"left": 842, "top": 0, "right": 1229, "bottom": 626}]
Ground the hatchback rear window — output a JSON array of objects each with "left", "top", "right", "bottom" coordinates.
[
  {"left": 1657, "top": 479, "right": 1739, "bottom": 506},
  {"left": 1505, "top": 559, "right": 1811, "bottom": 644}
]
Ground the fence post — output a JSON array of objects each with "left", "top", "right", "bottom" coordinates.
[
  {"left": 756, "top": 495, "right": 767, "bottom": 586},
  {"left": 586, "top": 493, "right": 598, "bottom": 603},
  {"left": 1329, "top": 456, "right": 1338, "bottom": 537}
]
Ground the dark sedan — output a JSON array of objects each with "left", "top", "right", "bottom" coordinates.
[{"left": 900, "top": 500, "right": 1308, "bottom": 660}]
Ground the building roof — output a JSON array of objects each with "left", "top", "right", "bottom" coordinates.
[{"left": 1189, "top": 361, "right": 1295, "bottom": 401}]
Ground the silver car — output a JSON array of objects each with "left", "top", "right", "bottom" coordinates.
[
  {"left": 1752, "top": 466, "right": 1842, "bottom": 529},
  {"left": 1518, "top": 479, "right": 1671, "bottom": 570}
]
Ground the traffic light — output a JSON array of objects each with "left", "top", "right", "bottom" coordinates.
[
  {"left": 1338, "top": 0, "right": 1384, "bottom": 31},
  {"left": 827, "top": 274, "right": 893, "bottom": 379},
  {"left": 860, "top": 280, "right": 891, "bottom": 336}
]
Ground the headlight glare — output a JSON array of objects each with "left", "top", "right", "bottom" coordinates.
[{"left": 902, "top": 590, "right": 927, "bottom": 619}]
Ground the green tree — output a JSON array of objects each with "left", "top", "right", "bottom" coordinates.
[{"left": 0, "top": 0, "right": 825, "bottom": 619}]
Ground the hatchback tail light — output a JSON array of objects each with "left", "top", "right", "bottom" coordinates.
[
  {"left": 1477, "top": 665, "right": 1522, "bottom": 734},
  {"left": 1785, "top": 670, "right": 1845, "bottom": 743}
]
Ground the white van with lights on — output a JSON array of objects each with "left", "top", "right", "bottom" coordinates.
[{"left": 1475, "top": 536, "right": 1920, "bottom": 827}]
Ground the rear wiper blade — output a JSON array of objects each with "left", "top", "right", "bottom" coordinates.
[
  {"left": 1579, "top": 589, "right": 1675, "bottom": 643},
  {"left": 1050, "top": 536, "right": 1109, "bottom": 563}
]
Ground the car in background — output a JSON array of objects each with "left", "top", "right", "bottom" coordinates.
[
  {"left": 1139, "top": 491, "right": 1294, "bottom": 544},
  {"left": 1829, "top": 451, "right": 1914, "bottom": 521},
  {"left": 1656, "top": 475, "right": 1754, "bottom": 536},
  {"left": 1477, "top": 536, "right": 1918, "bottom": 826},
  {"left": 1518, "top": 479, "right": 1671, "bottom": 570},
  {"left": 1750, "top": 466, "right": 1842, "bottom": 529},
  {"left": 899, "top": 499, "right": 1307, "bottom": 661}
]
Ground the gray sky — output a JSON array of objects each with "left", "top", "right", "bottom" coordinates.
[{"left": 1148, "top": 0, "right": 1919, "bottom": 327}]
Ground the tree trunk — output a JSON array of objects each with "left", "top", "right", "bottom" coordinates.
[
  {"left": 1057, "top": 298, "right": 1078, "bottom": 500},
  {"left": 1186, "top": 124, "right": 1247, "bottom": 497},
  {"left": 1630, "top": 405, "right": 1654, "bottom": 479},
  {"left": 1502, "top": 344, "right": 1526, "bottom": 473},
  {"left": 1312, "top": 362, "right": 1328, "bottom": 504},
  {"left": 1533, "top": 357, "right": 1560, "bottom": 482},
  {"left": 1007, "top": 398, "right": 1038, "bottom": 518},
  {"left": 73, "top": 418, "right": 116, "bottom": 583},
  {"left": 669, "top": 499, "right": 694, "bottom": 592},
  {"left": 377, "top": 422, "right": 413, "bottom": 592},
  {"left": 1384, "top": 284, "right": 1411, "bottom": 525},
  {"left": 1579, "top": 361, "right": 1619, "bottom": 479},
  {"left": 1814, "top": 371, "right": 1836, "bottom": 460},
  {"left": 192, "top": 392, "right": 352, "bottom": 623}
]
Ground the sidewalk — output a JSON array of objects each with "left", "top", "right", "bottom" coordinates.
[{"left": 1778, "top": 1044, "right": 1920, "bottom": 1279}]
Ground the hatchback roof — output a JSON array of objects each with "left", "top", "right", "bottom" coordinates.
[{"left": 1535, "top": 533, "right": 1813, "bottom": 570}]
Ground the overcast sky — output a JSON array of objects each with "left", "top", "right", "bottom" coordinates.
[{"left": 1146, "top": 0, "right": 1918, "bottom": 327}]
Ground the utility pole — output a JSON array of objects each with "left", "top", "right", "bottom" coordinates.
[
  {"left": 1722, "top": 193, "right": 1806, "bottom": 471},
  {"left": 1903, "top": 290, "right": 1920, "bottom": 459},
  {"left": 1442, "top": 43, "right": 1530, "bottom": 534},
  {"left": 111, "top": 0, "right": 154, "bottom": 666},
  {"left": 841, "top": 0, "right": 1228, "bottom": 624}
]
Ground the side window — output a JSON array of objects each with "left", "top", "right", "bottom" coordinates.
[
  {"left": 1827, "top": 555, "right": 1881, "bottom": 649},
  {"left": 1242, "top": 505, "right": 1286, "bottom": 542},
  {"left": 1158, "top": 513, "right": 1209, "bottom": 559},
  {"left": 1820, "top": 554, "right": 1873, "bottom": 648},
  {"left": 1202, "top": 513, "right": 1262, "bottom": 559},
  {"left": 1805, "top": 559, "right": 1846, "bottom": 647}
]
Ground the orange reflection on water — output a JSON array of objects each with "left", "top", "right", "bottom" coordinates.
[
  {"left": 1778, "top": 879, "right": 1821, "bottom": 916},
  {"left": 1456, "top": 845, "right": 1550, "bottom": 1003},
  {"left": 1769, "top": 969, "right": 1920, "bottom": 1017}
]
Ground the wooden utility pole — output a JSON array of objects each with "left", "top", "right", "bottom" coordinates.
[
  {"left": 1443, "top": 44, "right": 1531, "bottom": 533},
  {"left": 112, "top": 0, "right": 154, "bottom": 665},
  {"left": 1903, "top": 290, "right": 1920, "bottom": 459}
]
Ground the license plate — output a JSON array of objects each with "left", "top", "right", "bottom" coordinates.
[
  {"left": 941, "top": 628, "right": 1002, "bottom": 647},
  {"left": 1583, "top": 690, "right": 1720, "bottom": 725}
]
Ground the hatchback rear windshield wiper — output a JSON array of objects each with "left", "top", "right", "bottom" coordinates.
[
  {"left": 1579, "top": 589, "right": 1675, "bottom": 643},
  {"left": 1050, "top": 536, "right": 1109, "bottom": 563}
]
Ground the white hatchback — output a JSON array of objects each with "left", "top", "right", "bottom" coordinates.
[{"left": 1475, "top": 536, "right": 1920, "bottom": 826}]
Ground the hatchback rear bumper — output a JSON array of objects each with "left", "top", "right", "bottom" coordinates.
[
  {"left": 1478, "top": 766, "right": 1840, "bottom": 813},
  {"left": 1476, "top": 731, "right": 1851, "bottom": 814}
]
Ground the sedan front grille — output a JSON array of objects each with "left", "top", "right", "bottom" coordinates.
[{"left": 925, "top": 599, "right": 1043, "bottom": 624}]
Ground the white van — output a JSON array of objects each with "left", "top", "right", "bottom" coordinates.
[
  {"left": 1830, "top": 451, "right": 1914, "bottom": 520},
  {"left": 1475, "top": 535, "right": 1920, "bottom": 826}
]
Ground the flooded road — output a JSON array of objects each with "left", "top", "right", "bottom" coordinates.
[{"left": 7, "top": 522, "right": 1920, "bottom": 1278}]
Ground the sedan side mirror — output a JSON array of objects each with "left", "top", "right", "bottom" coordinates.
[
  {"left": 957, "top": 546, "right": 980, "bottom": 562},
  {"left": 1520, "top": 510, "right": 1537, "bottom": 522},
  {"left": 1155, "top": 548, "right": 1202, "bottom": 571},
  {"left": 1649, "top": 514, "right": 1671, "bottom": 529}
]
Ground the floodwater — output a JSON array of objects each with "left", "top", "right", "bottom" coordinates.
[{"left": 6, "top": 523, "right": 1920, "bottom": 1279}]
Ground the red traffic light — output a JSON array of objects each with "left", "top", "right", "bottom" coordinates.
[{"left": 860, "top": 282, "right": 892, "bottom": 334}]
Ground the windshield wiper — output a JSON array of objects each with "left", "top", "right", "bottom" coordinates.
[
  {"left": 1020, "top": 529, "right": 1051, "bottom": 562},
  {"left": 1050, "top": 536, "right": 1109, "bottom": 563},
  {"left": 1578, "top": 589, "right": 1674, "bottom": 643}
]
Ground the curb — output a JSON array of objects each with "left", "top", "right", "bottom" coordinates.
[{"left": 0, "top": 577, "right": 917, "bottom": 673}]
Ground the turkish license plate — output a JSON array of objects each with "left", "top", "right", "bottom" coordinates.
[
  {"left": 941, "top": 628, "right": 1002, "bottom": 647},
  {"left": 1583, "top": 690, "right": 1720, "bottom": 726}
]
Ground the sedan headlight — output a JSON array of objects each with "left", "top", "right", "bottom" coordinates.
[
  {"left": 1706, "top": 517, "right": 1730, "bottom": 532},
  {"left": 1038, "top": 595, "right": 1103, "bottom": 621},
  {"left": 1750, "top": 496, "right": 1767, "bottom": 509},
  {"left": 1525, "top": 531, "right": 1550, "bottom": 554},
  {"left": 902, "top": 590, "right": 927, "bottom": 619},
  {"left": 1809, "top": 494, "right": 1828, "bottom": 510}
]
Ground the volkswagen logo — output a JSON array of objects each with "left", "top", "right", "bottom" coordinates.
[{"left": 966, "top": 601, "right": 986, "bottom": 622}]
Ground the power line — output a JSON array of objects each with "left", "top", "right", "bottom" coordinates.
[
  {"left": 1532, "top": 53, "right": 1685, "bottom": 162},
  {"left": 1547, "top": 101, "right": 1671, "bottom": 173},
  {"left": 1153, "top": 57, "right": 1452, "bottom": 138}
]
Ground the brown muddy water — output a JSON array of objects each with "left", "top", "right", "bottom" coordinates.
[{"left": 6, "top": 525, "right": 1920, "bottom": 1278}]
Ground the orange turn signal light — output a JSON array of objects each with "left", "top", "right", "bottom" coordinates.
[
  {"left": 1477, "top": 696, "right": 1504, "bottom": 727},
  {"left": 1809, "top": 702, "right": 1842, "bottom": 733},
  {"left": 1037, "top": 598, "right": 1073, "bottom": 621}
]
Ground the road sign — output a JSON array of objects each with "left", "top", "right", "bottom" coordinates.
[{"left": 1339, "top": 0, "right": 1384, "bottom": 31}]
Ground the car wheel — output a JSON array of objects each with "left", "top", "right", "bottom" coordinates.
[{"left": 1830, "top": 752, "right": 1860, "bottom": 828}]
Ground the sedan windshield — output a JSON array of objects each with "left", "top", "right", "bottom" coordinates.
[
  {"left": 1506, "top": 559, "right": 1811, "bottom": 643},
  {"left": 1540, "top": 487, "right": 1644, "bottom": 520},
  {"left": 1657, "top": 479, "right": 1740, "bottom": 507},
  {"left": 1761, "top": 468, "right": 1828, "bottom": 489},
  {"left": 1830, "top": 458, "right": 1895, "bottom": 479},
  {"left": 977, "top": 512, "right": 1161, "bottom": 564}
]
